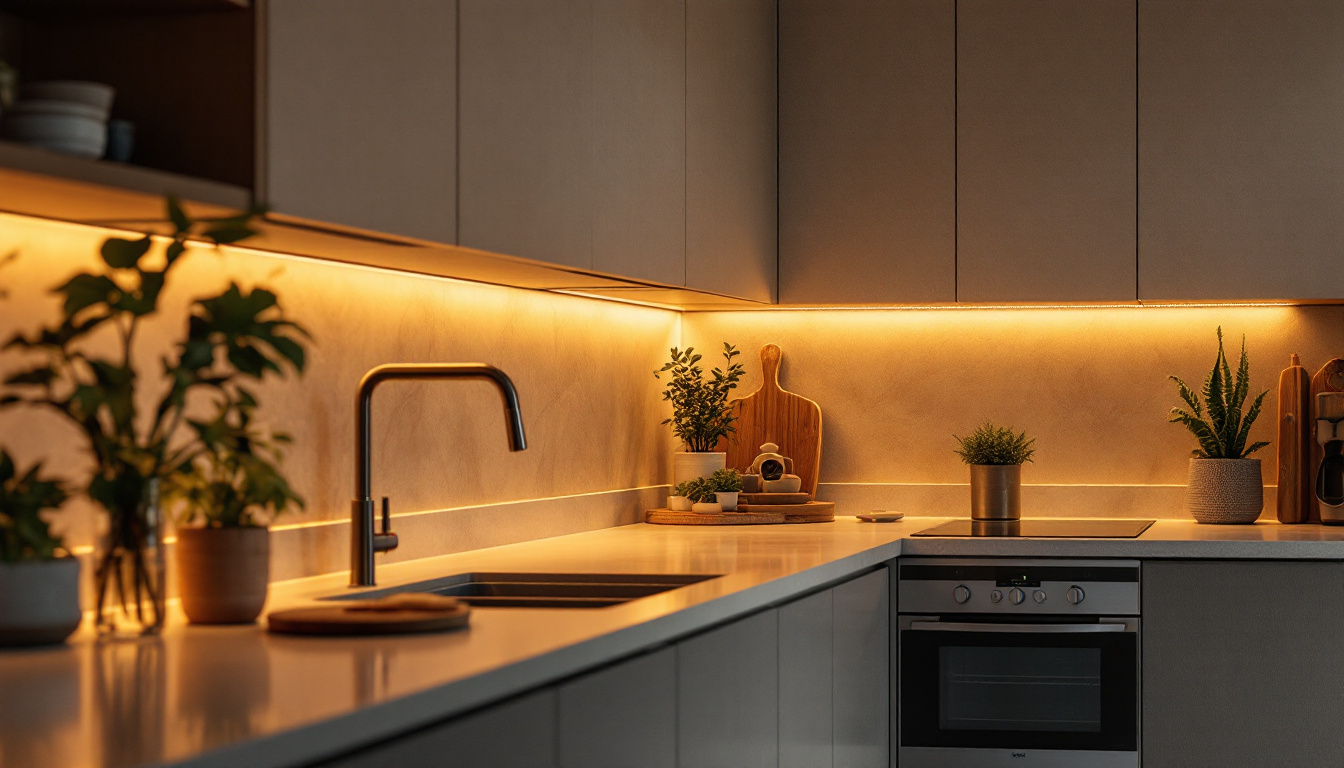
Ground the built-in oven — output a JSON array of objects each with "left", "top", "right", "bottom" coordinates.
[{"left": 897, "top": 558, "right": 1140, "bottom": 768}]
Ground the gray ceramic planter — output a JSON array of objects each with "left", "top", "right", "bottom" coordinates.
[
  {"left": 0, "top": 558, "right": 83, "bottom": 646},
  {"left": 1187, "top": 458, "right": 1263, "bottom": 524}
]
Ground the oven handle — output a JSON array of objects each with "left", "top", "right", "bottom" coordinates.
[{"left": 906, "top": 620, "right": 1134, "bottom": 634}]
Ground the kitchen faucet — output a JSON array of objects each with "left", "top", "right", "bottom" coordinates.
[{"left": 350, "top": 363, "right": 527, "bottom": 587}]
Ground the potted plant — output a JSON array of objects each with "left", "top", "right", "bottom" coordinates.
[
  {"left": 682, "top": 478, "right": 722, "bottom": 514},
  {"left": 170, "top": 391, "right": 304, "bottom": 624},
  {"left": 667, "top": 481, "right": 695, "bottom": 512},
  {"left": 1, "top": 197, "right": 308, "bottom": 636},
  {"left": 710, "top": 468, "right": 743, "bottom": 511},
  {"left": 1168, "top": 328, "right": 1269, "bottom": 524},
  {"left": 954, "top": 423, "right": 1036, "bottom": 521},
  {"left": 654, "top": 343, "right": 745, "bottom": 487},
  {"left": 0, "top": 451, "right": 82, "bottom": 646}
]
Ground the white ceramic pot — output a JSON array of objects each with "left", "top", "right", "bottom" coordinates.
[
  {"left": 716, "top": 492, "right": 740, "bottom": 511},
  {"left": 691, "top": 501, "right": 723, "bottom": 514},
  {"left": 674, "top": 452, "right": 726, "bottom": 487},
  {"left": 666, "top": 495, "right": 693, "bottom": 512},
  {"left": 0, "top": 558, "right": 83, "bottom": 646},
  {"left": 1186, "top": 458, "right": 1263, "bottom": 524}
]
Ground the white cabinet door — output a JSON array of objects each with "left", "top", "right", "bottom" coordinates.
[
  {"left": 832, "top": 568, "right": 889, "bottom": 768},
  {"left": 319, "top": 689, "right": 558, "bottom": 768},
  {"left": 558, "top": 647, "right": 676, "bottom": 768},
  {"left": 678, "top": 608, "right": 780, "bottom": 768},
  {"left": 779, "top": 0, "right": 955, "bottom": 305},
  {"left": 779, "top": 589, "right": 833, "bottom": 768},
  {"left": 956, "top": 0, "right": 1136, "bottom": 302},
  {"left": 1138, "top": 0, "right": 1344, "bottom": 301},
  {"left": 458, "top": 0, "right": 595, "bottom": 269},
  {"left": 1143, "top": 561, "right": 1344, "bottom": 767},
  {"left": 265, "top": 0, "right": 457, "bottom": 243},
  {"left": 685, "top": 0, "right": 778, "bottom": 303}
]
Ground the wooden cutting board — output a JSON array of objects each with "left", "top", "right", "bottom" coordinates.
[
  {"left": 718, "top": 345, "right": 823, "bottom": 497},
  {"left": 1277, "top": 354, "right": 1312, "bottom": 523},
  {"left": 646, "top": 509, "right": 786, "bottom": 525},
  {"left": 268, "top": 597, "right": 471, "bottom": 636},
  {"left": 1309, "top": 359, "right": 1344, "bottom": 523},
  {"left": 739, "top": 500, "right": 836, "bottom": 517},
  {"left": 740, "top": 492, "right": 811, "bottom": 505}
]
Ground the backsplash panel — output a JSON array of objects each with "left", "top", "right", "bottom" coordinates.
[
  {"left": 684, "top": 305, "right": 1342, "bottom": 518},
  {"left": 0, "top": 214, "right": 678, "bottom": 580}
]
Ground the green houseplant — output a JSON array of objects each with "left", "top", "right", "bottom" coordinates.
[
  {"left": 1168, "top": 327, "right": 1268, "bottom": 523},
  {"left": 710, "top": 468, "right": 743, "bottom": 511},
  {"left": 0, "top": 450, "right": 82, "bottom": 646},
  {"left": 654, "top": 343, "right": 745, "bottom": 487},
  {"left": 170, "top": 392, "right": 305, "bottom": 624},
  {"left": 1, "top": 197, "right": 308, "bottom": 635},
  {"left": 954, "top": 423, "right": 1035, "bottom": 521}
]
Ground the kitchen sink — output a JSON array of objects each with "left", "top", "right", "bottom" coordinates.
[{"left": 328, "top": 572, "right": 722, "bottom": 609}]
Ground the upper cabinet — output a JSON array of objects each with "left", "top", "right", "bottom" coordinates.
[
  {"left": 686, "top": 0, "right": 778, "bottom": 303},
  {"left": 956, "top": 0, "right": 1136, "bottom": 302},
  {"left": 1138, "top": 0, "right": 1344, "bottom": 301},
  {"left": 265, "top": 0, "right": 458, "bottom": 243},
  {"left": 779, "top": 0, "right": 955, "bottom": 305}
]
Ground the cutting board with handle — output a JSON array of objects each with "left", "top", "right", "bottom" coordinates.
[
  {"left": 717, "top": 344, "right": 822, "bottom": 497},
  {"left": 1277, "top": 354, "right": 1312, "bottom": 523}
]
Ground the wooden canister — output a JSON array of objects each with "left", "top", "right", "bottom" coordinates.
[{"left": 1277, "top": 354, "right": 1312, "bottom": 523}]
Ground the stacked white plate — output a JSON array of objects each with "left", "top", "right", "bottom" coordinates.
[{"left": 2, "top": 81, "right": 115, "bottom": 159}]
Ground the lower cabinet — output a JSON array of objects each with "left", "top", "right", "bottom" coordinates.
[
  {"left": 315, "top": 567, "right": 891, "bottom": 768},
  {"left": 1142, "top": 560, "right": 1344, "bottom": 767}
]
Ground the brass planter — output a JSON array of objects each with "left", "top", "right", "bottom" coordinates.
[{"left": 970, "top": 464, "right": 1022, "bottom": 521}]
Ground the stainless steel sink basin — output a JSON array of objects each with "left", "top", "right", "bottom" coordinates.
[{"left": 329, "top": 572, "right": 721, "bottom": 609}]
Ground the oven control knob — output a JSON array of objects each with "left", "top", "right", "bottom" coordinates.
[
  {"left": 1033, "top": 590, "right": 1047, "bottom": 604},
  {"left": 1066, "top": 586, "right": 1086, "bottom": 605},
  {"left": 953, "top": 585, "right": 972, "bottom": 604},
  {"left": 990, "top": 589, "right": 1003, "bottom": 603},
  {"left": 1009, "top": 588, "right": 1025, "bottom": 605}
]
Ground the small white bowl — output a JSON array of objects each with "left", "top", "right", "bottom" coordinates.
[
  {"left": 692, "top": 502, "right": 723, "bottom": 514},
  {"left": 23, "top": 81, "right": 115, "bottom": 115}
]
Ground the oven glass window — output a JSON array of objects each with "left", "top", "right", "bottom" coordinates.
[{"left": 939, "top": 646, "right": 1102, "bottom": 732}]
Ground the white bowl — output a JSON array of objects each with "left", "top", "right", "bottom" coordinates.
[
  {"left": 23, "top": 81, "right": 115, "bottom": 115},
  {"left": 3, "top": 112, "right": 107, "bottom": 158},
  {"left": 8, "top": 99, "right": 106, "bottom": 121}
]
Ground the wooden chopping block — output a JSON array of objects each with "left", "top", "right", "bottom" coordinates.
[
  {"left": 268, "top": 593, "right": 471, "bottom": 636},
  {"left": 718, "top": 344, "right": 823, "bottom": 497}
]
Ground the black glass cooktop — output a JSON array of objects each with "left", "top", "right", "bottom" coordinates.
[{"left": 911, "top": 519, "right": 1155, "bottom": 538}]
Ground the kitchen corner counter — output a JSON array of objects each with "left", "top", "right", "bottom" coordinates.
[{"left": 7, "top": 515, "right": 1344, "bottom": 768}]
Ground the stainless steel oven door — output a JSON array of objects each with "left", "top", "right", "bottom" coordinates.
[{"left": 899, "top": 616, "right": 1139, "bottom": 768}]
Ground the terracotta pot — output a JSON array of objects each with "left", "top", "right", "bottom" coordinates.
[
  {"left": 176, "top": 526, "right": 270, "bottom": 624},
  {"left": 673, "top": 452, "right": 726, "bottom": 487},
  {"left": 1186, "top": 458, "right": 1263, "bottom": 524},
  {"left": 970, "top": 464, "right": 1022, "bottom": 521},
  {"left": 0, "top": 557, "right": 82, "bottom": 646}
]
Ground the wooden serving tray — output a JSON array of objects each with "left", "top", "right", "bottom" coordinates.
[
  {"left": 740, "top": 492, "right": 811, "bottom": 505},
  {"left": 740, "top": 500, "right": 835, "bottom": 518}
]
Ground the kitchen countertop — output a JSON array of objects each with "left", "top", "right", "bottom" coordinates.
[{"left": 8, "top": 515, "right": 1344, "bottom": 768}]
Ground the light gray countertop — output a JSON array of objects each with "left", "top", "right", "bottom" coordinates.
[{"left": 4, "top": 515, "right": 1344, "bottom": 768}]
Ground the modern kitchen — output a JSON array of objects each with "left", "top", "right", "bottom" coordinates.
[{"left": 2, "top": 1, "right": 1343, "bottom": 767}]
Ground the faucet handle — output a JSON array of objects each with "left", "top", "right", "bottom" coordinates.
[{"left": 374, "top": 496, "right": 399, "bottom": 553}]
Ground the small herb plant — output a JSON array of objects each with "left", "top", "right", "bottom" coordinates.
[
  {"left": 171, "top": 392, "right": 305, "bottom": 528},
  {"left": 710, "top": 468, "right": 743, "bottom": 493},
  {"left": 1168, "top": 327, "right": 1269, "bottom": 459},
  {"left": 0, "top": 450, "right": 69, "bottom": 562},
  {"left": 954, "top": 423, "right": 1036, "bottom": 466},
  {"left": 679, "top": 478, "right": 718, "bottom": 503},
  {"left": 654, "top": 344, "right": 745, "bottom": 452}
]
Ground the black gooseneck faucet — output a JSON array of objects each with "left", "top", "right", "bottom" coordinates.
[{"left": 350, "top": 363, "right": 527, "bottom": 587}]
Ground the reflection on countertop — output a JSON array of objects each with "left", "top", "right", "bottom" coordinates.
[{"left": 7, "top": 515, "right": 1344, "bottom": 768}]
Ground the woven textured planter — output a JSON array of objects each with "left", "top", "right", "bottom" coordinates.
[{"left": 1186, "top": 458, "right": 1263, "bottom": 524}]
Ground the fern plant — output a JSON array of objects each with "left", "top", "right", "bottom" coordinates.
[
  {"left": 954, "top": 423, "right": 1036, "bottom": 465},
  {"left": 1168, "top": 327, "right": 1268, "bottom": 459},
  {"left": 654, "top": 344, "right": 745, "bottom": 452}
]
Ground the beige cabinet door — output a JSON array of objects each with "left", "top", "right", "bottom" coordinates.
[
  {"left": 265, "top": 0, "right": 457, "bottom": 243},
  {"left": 593, "top": 0, "right": 687, "bottom": 286},
  {"left": 686, "top": 0, "right": 778, "bottom": 303},
  {"left": 458, "top": 0, "right": 595, "bottom": 269},
  {"left": 957, "top": 0, "right": 1136, "bottom": 302},
  {"left": 1139, "top": 0, "right": 1344, "bottom": 300},
  {"left": 779, "top": 0, "right": 955, "bottom": 305}
]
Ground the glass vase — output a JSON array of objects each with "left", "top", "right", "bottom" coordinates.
[{"left": 94, "top": 478, "right": 166, "bottom": 637}]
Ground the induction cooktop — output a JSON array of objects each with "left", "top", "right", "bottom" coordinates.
[{"left": 911, "top": 519, "right": 1155, "bottom": 538}]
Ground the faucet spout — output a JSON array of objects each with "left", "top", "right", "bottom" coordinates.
[{"left": 350, "top": 363, "right": 527, "bottom": 587}]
